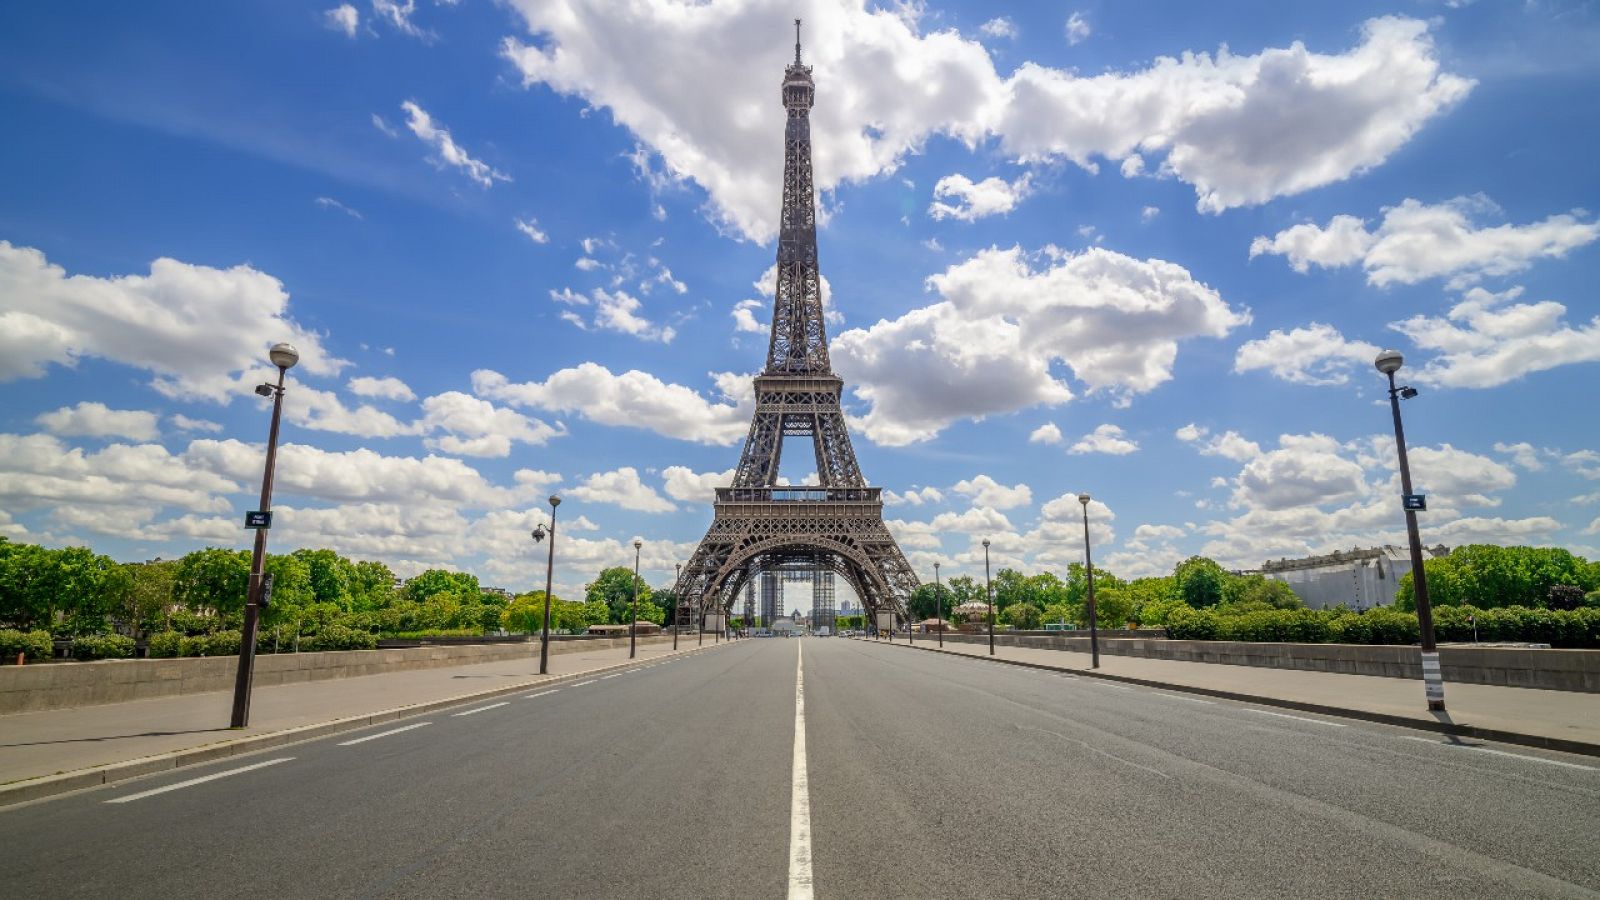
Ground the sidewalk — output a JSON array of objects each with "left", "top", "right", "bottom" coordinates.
[
  {"left": 869, "top": 636, "right": 1600, "bottom": 755},
  {"left": 0, "top": 638, "right": 725, "bottom": 804}
]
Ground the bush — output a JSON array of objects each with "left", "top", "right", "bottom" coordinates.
[
  {"left": 202, "top": 630, "right": 243, "bottom": 656},
  {"left": 71, "top": 633, "right": 135, "bottom": 660},
  {"left": 1164, "top": 607, "right": 1219, "bottom": 640},
  {"left": 301, "top": 625, "right": 377, "bottom": 652},
  {"left": 1215, "top": 609, "right": 1333, "bottom": 643},
  {"left": 0, "top": 629, "right": 55, "bottom": 663},
  {"left": 146, "top": 631, "right": 185, "bottom": 658}
]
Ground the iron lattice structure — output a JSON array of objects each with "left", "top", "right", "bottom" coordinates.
[{"left": 676, "top": 22, "right": 918, "bottom": 631}]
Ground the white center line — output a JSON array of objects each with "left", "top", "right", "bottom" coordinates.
[
  {"left": 1245, "top": 709, "right": 1346, "bottom": 727},
  {"left": 787, "top": 640, "right": 814, "bottom": 899},
  {"left": 338, "top": 722, "right": 432, "bottom": 745},
  {"left": 572, "top": 679, "right": 597, "bottom": 687},
  {"left": 106, "top": 758, "right": 293, "bottom": 804},
  {"left": 523, "top": 689, "right": 560, "bottom": 700},
  {"left": 452, "top": 702, "right": 509, "bottom": 717},
  {"left": 1400, "top": 736, "right": 1595, "bottom": 770},
  {"left": 1152, "top": 691, "right": 1214, "bottom": 704}
]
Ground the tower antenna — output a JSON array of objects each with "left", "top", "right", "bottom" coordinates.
[{"left": 795, "top": 18, "right": 802, "bottom": 64}]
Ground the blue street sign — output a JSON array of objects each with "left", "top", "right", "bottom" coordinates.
[
  {"left": 244, "top": 510, "right": 273, "bottom": 529},
  {"left": 1402, "top": 494, "right": 1426, "bottom": 511}
]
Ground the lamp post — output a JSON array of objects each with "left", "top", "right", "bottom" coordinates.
[
  {"left": 1375, "top": 349, "right": 1445, "bottom": 711},
  {"left": 934, "top": 561, "right": 943, "bottom": 649},
  {"left": 539, "top": 495, "right": 561, "bottom": 675},
  {"left": 1078, "top": 493, "right": 1100, "bottom": 670},
  {"left": 230, "top": 342, "right": 298, "bottom": 728},
  {"left": 983, "top": 539, "right": 995, "bottom": 657},
  {"left": 630, "top": 539, "right": 642, "bottom": 660},
  {"left": 673, "top": 562, "right": 681, "bottom": 650}
]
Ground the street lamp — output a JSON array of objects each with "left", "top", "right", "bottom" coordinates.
[
  {"left": 1078, "top": 493, "right": 1100, "bottom": 670},
  {"left": 934, "top": 561, "right": 943, "bottom": 649},
  {"left": 537, "top": 495, "right": 561, "bottom": 675},
  {"left": 230, "top": 342, "right": 298, "bottom": 728},
  {"left": 673, "top": 562, "right": 682, "bottom": 650},
  {"left": 983, "top": 539, "right": 995, "bottom": 657},
  {"left": 1375, "top": 349, "right": 1445, "bottom": 711},
  {"left": 630, "top": 539, "right": 642, "bottom": 660}
]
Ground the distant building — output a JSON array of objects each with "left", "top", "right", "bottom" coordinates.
[{"left": 1262, "top": 545, "right": 1449, "bottom": 610}]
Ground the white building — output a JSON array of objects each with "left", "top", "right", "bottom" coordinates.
[{"left": 1261, "top": 545, "right": 1449, "bottom": 610}]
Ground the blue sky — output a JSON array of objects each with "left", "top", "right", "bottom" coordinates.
[{"left": 1, "top": 0, "right": 1597, "bottom": 603}]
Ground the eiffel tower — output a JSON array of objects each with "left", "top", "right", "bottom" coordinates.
[{"left": 675, "top": 20, "right": 919, "bottom": 632}]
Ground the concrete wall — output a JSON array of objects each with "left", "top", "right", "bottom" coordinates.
[
  {"left": 0, "top": 635, "right": 681, "bottom": 715},
  {"left": 918, "top": 632, "right": 1600, "bottom": 693}
]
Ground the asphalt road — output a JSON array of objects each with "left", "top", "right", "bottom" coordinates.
[{"left": 4, "top": 638, "right": 1598, "bottom": 898}]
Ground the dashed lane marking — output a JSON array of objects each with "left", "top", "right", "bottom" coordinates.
[
  {"left": 452, "top": 702, "right": 509, "bottom": 717},
  {"left": 338, "top": 722, "right": 432, "bottom": 745},
  {"left": 106, "top": 758, "right": 293, "bottom": 804},
  {"left": 1245, "top": 709, "right": 1346, "bottom": 727}
]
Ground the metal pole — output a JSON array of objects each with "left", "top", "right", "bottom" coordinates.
[
  {"left": 984, "top": 541, "right": 995, "bottom": 656},
  {"left": 1388, "top": 370, "right": 1444, "bottom": 711},
  {"left": 630, "top": 542, "right": 640, "bottom": 660},
  {"left": 934, "top": 562, "right": 943, "bottom": 648},
  {"left": 230, "top": 364, "right": 287, "bottom": 728},
  {"left": 1081, "top": 502, "right": 1100, "bottom": 670},
  {"left": 673, "top": 563, "right": 681, "bottom": 651},
  {"left": 540, "top": 497, "right": 559, "bottom": 675}
]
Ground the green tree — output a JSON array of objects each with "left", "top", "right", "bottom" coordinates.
[
  {"left": 173, "top": 548, "right": 252, "bottom": 618},
  {"left": 1396, "top": 545, "right": 1594, "bottom": 610},
  {"left": 653, "top": 587, "right": 680, "bottom": 626},
  {"left": 1174, "top": 556, "right": 1226, "bottom": 608},
  {"left": 1001, "top": 602, "right": 1041, "bottom": 629},
  {"left": 291, "top": 549, "right": 356, "bottom": 609},
  {"left": 404, "top": 569, "right": 480, "bottom": 603},
  {"left": 350, "top": 560, "right": 397, "bottom": 610},
  {"left": 120, "top": 559, "right": 178, "bottom": 636},
  {"left": 945, "top": 575, "right": 983, "bottom": 606},
  {"left": 908, "top": 582, "right": 954, "bottom": 620},
  {"left": 992, "top": 568, "right": 1033, "bottom": 612},
  {"left": 586, "top": 566, "right": 652, "bottom": 623}
]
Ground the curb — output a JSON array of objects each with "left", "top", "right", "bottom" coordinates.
[
  {"left": 858, "top": 637, "right": 1600, "bottom": 759},
  {"left": 0, "top": 640, "right": 727, "bottom": 809}
]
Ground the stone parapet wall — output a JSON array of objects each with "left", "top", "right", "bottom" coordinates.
[{"left": 0, "top": 635, "right": 679, "bottom": 715}]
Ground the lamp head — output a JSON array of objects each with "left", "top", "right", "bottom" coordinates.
[
  {"left": 253, "top": 383, "right": 274, "bottom": 398},
  {"left": 1374, "top": 349, "right": 1404, "bottom": 375},
  {"left": 268, "top": 342, "right": 300, "bottom": 370},
  {"left": 1077, "top": 492, "right": 1091, "bottom": 505},
  {"left": 1399, "top": 386, "right": 1419, "bottom": 400},
  {"left": 531, "top": 524, "right": 546, "bottom": 543},
  {"left": 982, "top": 539, "right": 991, "bottom": 549},
  {"left": 633, "top": 539, "right": 642, "bottom": 550},
  {"left": 548, "top": 494, "right": 561, "bottom": 508}
]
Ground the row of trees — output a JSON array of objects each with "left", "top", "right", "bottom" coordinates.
[{"left": 0, "top": 539, "right": 678, "bottom": 645}]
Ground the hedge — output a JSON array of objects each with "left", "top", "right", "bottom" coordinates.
[
  {"left": 301, "top": 625, "right": 378, "bottom": 652},
  {"left": 0, "top": 628, "right": 54, "bottom": 663},
  {"left": 71, "top": 633, "right": 136, "bottom": 660},
  {"left": 1165, "top": 605, "right": 1600, "bottom": 648}
]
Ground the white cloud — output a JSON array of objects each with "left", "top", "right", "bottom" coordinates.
[
  {"left": 1492, "top": 441, "right": 1544, "bottom": 472},
  {"left": 928, "top": 173, "right": 1032, "bottom": 222},
  {"left": 1028, "top": 422, "right": 1063, "bottom": 445},
  {"left": 832, "top": 245, "right": 1247, "bottom": 445},
  {"left": 275, "top": 377, "right": 418, "bottom": 439},
  {"left": 400, "top": 101, "right": 510, "bottom": 188},
  {"left": 372, "top": 0, "right": 434, "bottom": 41},
  {"left": 0, "top": 434, "right": 239, "bottom": 520},
  {"left": 1234, "top": 323, "right": 1383, "bottom": 386},
  {"left": 731, "top": 298, "right": 765, "bottom": 333},
  {"left": 951, "top": 474, "right": 1032, "bottom": 510},
  {"left": 1563, "top": 450, "right": 1600, "bottom": 480},
  {"left": 566, "top": 466, "right": 675, "bottom": 512},
  {"left": 1175, "top": 423, "right": 1261, "bottom": 462},
  {"left": 884, "top": 486, "right": 943, "bottom": 507},
  {"left": 1069, "top": 423, "right": 1139, "bottom": 455},
  {"left": 590, "top": 289, "right": 676, "bottom": 343},
  {"left": 418, "top": 391, "right": 564, "bottom": 458},
  {"left": 324, "top": 4, "right": 359, "bottom": 37},
  {"left": 661, "top": 465, "right": 735, "bottom": 503},
  {"left": 473, "top": 365, "right": 751, "bottom": 446},
  {"left": 1140, "top": 206, "right": 1159, "bottom": 222},
  {"left": 0, "top": 242, "right": 347, "bottom": 402},
  {"left": 979, "top": 17, "right": 1017, "bottom": 39},
  {"left": 1391, "top": 286, "right": 1600, "bottom": 388},
  {"left": 315, "top": 196, "right": 363, "bottom": 219},
  {"left": 501, "top": 6, "right": 1468, "bottom": 240},
  {"left": 1064, "top": 12, "right": 1090, "bottom": 45},
  {"left": 35, "top": 402, "right": 160, "bottom": 441},
  {"left": 514, "top": 217, "right": 549, "bottom": 244},
  {"left": 574, "top": 257, "right": 601, "bottom": 272},
  {"left": 347, "top": 375, "right": 416, "bottom": 402},
  {"left": 371, "top": 113, "right": 399, "bottom": 138},
  {"left": 1250, "top": 196, "right": 1600, "bottom": 287},
  {"left": 169, "top": 414, "right": 223, "bottom": 433},
  {"left": 1134, "top": 523, "right": 1184, "bottom": 541}
]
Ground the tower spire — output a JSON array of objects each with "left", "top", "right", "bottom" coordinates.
[{"left": 795, "top": 18, "right": 802, "bottom": 64}]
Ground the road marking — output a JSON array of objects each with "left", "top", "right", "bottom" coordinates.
[
  {"left": 1400, "top": 736, "right": 1595, "bottom": 770},
  {"left": 338, "top": 722, "right": 432, "bottom": 745},
  {"left": 523, "top": 689, "right": 560, "bottom": 699},
  {"left": 600, "top": 673, "right": 621, "bottom": 680},
  {"left": 452, "top": 702, "right": 509, "bottom": 717},
  {"left": 1151, "top": 691, "right": 1213, "bottom": 704},
  {"left": 105, "top": 758, "right": 293, "bottom": 804},
  {"left": 787, "top": 640, "right": 814, "bottom": 899},
  {"left": 1090, "top": 681, "right": 1133, "bottom": 690},
  {"left": 1245, "top": 709, "right": 1346, "bottom": 727},
  {"left": 625, "top": 668, "right": 642, "bottom": 673},
  {"left": 572, "top": 679, "right": 597, "bottom": 687}
]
